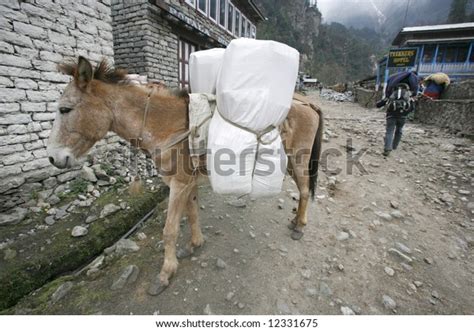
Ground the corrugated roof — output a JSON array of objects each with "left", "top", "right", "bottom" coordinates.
[
  {"left": 393, "top": 22, "right": 474, "bottom": 46},
  {"left": 401, "top": 22, "right": 474, "bottom": 33},
  {"left": 405, "top": 36, "right": 474, "bottom": 44}
]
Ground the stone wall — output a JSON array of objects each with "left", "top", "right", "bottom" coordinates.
[
  {"left": 112, "top": 0, "right": 237, "bottom": 87},
  {"left": 443, "top": 80, "right": 474, "bottom": 100},
  {"left": 415, "top": 99, "right": 474, "bottom": 136},
  {"left": 0, "top": 0, "right": 115, "bottom": 212}
]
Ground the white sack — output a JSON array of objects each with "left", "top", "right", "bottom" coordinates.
[
  {"left": 216, "top": 38, "right": 299, "bottom": 132},
  {"left": 189, "top": 48, "right": 225, "bottom": 94},
  {"left": 207, "top": 111, "right": 257, "bottom": 196},
  {"left": 250, "top": 130, "right": 288, "bottom": 198}
]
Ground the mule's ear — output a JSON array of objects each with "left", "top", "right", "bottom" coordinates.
[{"left": 75, "top": 56, "right": 93, "bottom": 90}]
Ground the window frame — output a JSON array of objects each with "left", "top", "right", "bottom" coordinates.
[
  {"left": 445, "top": 46, "right": 459, "bottom": 63},
  {"left": 436, "top": 46, "right": 446, "bottom": 63},
  {"left": 218, "top": 0, "right": 227, "bottom": 28},
  {"left": 184, "top": 0, "right": 257, "bottom": 39},
  {"left": 227, "top": 2, "right": 234, "bottom": 33},
  {"left": 240, "top": 15, "right": 247, "bottom": 37},
  {"left": 456, "top": 45, "right": 469, "bottom": 63},
  {"left": 197, "top": 0, "right": 207, "bottom": 15},
  {"left": 422, "top": 45, "right": 436, "bottom": 63},
  {"left": 234, "top": 8, "right": 241, "bottom": 36},
  {"left": 184, "top": 0, "right": 196, "bottom": 8},
  {"left": 208, "top": 0, "right": 218, "bottom": 23},
  {"left": 250, "top": 24, "right": 256, "bottom": 39},
  {"left": 178, "top": 38, "right": 197, "bottom": 90}
]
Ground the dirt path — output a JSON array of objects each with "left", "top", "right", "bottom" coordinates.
[{"left": 10, "top": 92, "right": 473, "bottom": 315}]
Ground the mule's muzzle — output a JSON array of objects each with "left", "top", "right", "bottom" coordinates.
[{"left": 47, "top": 148, "right": 73, "bottom": 169}]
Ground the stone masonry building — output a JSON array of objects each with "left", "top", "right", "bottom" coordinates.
[
  {"left": 0, "top": 0, "right": 116, "bottom": 213},
  {"left": 112, "top": 0, "right": 264, "bottom": 89}
]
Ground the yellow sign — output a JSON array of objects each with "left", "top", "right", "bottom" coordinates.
[{"left": 388, "top": 48, "right": 418, "bottom": 68}]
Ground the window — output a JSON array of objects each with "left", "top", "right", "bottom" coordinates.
[
  {"left": 250, "top": 24, "right": 256, "bottom": 39},
  {"left": 422, "top": 45, "right": 435, "bottom": 63},
  {"left": 457, "top": 45, "right": 469, "bottom": 62},
  {"left": 198, "top": 0, "right": 207, "bottom": 14},
  {"left": 178, "top": 39, "right": 197, "bottom": 90},
  {"left": 436, "top": 46, "right": 445, "bottom": 63},
  {"left": 219, "top": 0, "right": 226, "bottom": 27},
  {"left": 209, "top": 0, "right": 218, "bottom": 22},
  {"left": 241, "top": 16, "right": 246, "bottom": 37},
  {"left": 234, "top": 10, "right": 240, "bottom": 36},
  {"left": 445, "top": 46, "right": 457, "bottom": 63},
  {"left": 470, "top": 47, "right": 474, "bottom": 63},
  {"left": 227, "top": 2, "right": 234, "bottom": 33},
  {"left": 246, "top": 20, "right": 251, "bottom": 38},
  {"left": 185, "top": 0, "right": 196, "bottom": 7}
]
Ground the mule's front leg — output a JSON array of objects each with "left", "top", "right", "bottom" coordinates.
[
  {"left": 148, "top": 179, "right": 190, "bottom": 296},
  {"left": 177, "top": 183, "right": 205, "bottom": 259}
]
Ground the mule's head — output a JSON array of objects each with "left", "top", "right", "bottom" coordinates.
[{"left": 47, "top": 57, "right": 117, "bottom": 169}]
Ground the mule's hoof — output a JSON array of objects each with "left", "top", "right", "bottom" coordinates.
[
  {"left": 177, "top": 247, "right": 193, "bottom": 259},
  {"left": 147, "top": 277, "right": 168, "bottom": 296},
  {"left": 287, "top": 222, "right": 297, "bottom": 230},
  {"left": 291, "top": 229, "right": 304, "bottom": 241}
]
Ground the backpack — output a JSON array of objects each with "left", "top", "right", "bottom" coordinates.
[{"left": 386, "top": 83, "right": 412, "bottom": 116}]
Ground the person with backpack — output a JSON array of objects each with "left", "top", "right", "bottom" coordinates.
[{"left": 376, "top": 71, "right": 419, "bottom": 157}]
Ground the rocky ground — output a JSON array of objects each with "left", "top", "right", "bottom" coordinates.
[
  {"left": 2, "top": 91, "right": 473, "bottom": 315},
  {"left": 319, "top": 89, "right": 354, "bottom": 102}
]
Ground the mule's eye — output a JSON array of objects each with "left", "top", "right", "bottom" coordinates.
[{"left": 59, "top": 107, "right": 72, "bottom": 114}]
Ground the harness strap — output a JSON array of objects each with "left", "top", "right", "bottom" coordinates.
[
  {"left": 216, "top": 108, "right": 279, "bottom": 145},
  {"left": 190, "top": 114, "right": 213, "bottom": 139},
  {"left": 158, "top": 130, "right": 191, "bottom": 154},
  {"left": 138, "top": 86, "right": 157, "bottom": 144},
  {"left": 138, "top": 85, "right": 191, "bottom": 154}
]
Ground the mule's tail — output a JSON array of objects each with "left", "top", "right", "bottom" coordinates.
[{"left": 309, "top": 107, "right": 323, "bottom": 199}]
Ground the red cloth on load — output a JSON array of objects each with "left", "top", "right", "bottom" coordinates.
[{"left": 423, "top": 81, "right": 444, "bottom": 99}]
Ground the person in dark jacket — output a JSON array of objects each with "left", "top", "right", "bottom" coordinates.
[
  {"left": 377, "top": 71, "right": 419, "bottom": 157},
  {"left": 385, "top": 71, "right": 419, "bottom": 98}
]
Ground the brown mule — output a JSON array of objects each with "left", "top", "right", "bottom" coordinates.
[{"left": 47, "top": 57, "right": 323, "bottom": 295}]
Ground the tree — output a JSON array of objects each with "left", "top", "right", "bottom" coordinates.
[{"left": 447, "top": 0, "right": 468, "bottom": 23}]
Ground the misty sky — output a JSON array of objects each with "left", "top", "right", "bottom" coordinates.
[
  {"left": 317, "top": 0, "right": 453, "bottom": 31},
  {"left": 316, "top": 0, "right": 452, "bottom": 32},
  {"left": 317, "top": 0, "right": 410, "bottom": 24}
]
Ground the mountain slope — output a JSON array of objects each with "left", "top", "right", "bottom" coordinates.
[
  {"left": 254, "top": 0, "right": 383, "bottom": 84},
  {"left": 254, "top": 0, "right": 464, "bottom": 84}
]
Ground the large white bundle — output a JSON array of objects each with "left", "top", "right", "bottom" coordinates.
[
  {"left": 207, "top": 111, "right": 256, "bottom": 196},
  {"left": 189, "top": 48, "right": 225, "bottom": 94},
  {"left": 250, "top": 132, "right": 288, "bottom": 198},
  {"left": 208, "top": 39, "right": 298, "bottom": 198},
  {"left": 208, "top": 113, "right": 288, "bottom": 197},
  {"left": 216, "top": 38, "right": 299, "bottom": 132}
]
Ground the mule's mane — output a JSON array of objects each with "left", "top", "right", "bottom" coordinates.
[
  {"left": 93, "top": 60, "right": 128, "bottom": 84},
  {"left": 58, "top": 59, "right": 128, "bottom": 85}
]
